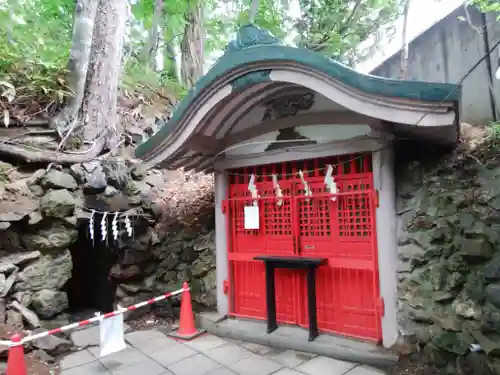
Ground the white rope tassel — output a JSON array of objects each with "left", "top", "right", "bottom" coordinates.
[
  {"left": 89, "top": 210, "right": 96, "bottom": 244},
  {"left": 248, "top": 174, "right": 259, "bottom": 206},
  {"left": 271, "top": 174, "right": 283, "bottom": 206},
  {"left": 324, "top": 164, "right": 338, "bottom": 201},
  {"left": 298, "top": 170, "right": 312, "bottom": 202},
  {"left": 101, "top": 212, "right": 108, "bottom": 242},
  {"left": 124, "top": 215, "right": 133, "bottom": 238},
  {"left": 112, "top": 212, "right": 119, "bottom": 240}
]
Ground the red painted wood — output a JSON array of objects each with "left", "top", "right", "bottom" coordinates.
[{"left": 225, "top": 154, "right": 382, "bottom": 341}]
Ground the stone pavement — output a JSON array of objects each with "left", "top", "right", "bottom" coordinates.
[{"left": 60, "top": 329, "right": 388, "bottom": 375}]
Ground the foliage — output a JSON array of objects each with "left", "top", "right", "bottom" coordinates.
[
  {"left": 470, "top": 0, "right": 500, "bottom": 15},
  {"left": 487, "top": 121, "right": 500, "bottom": 150},
  {"left": 122, "top": 59, "right": 186, "bottom": 98},
  {"left": 203, "top": 0, "right": 405, "bottom": 66},
  {"left": 295, "top": 0, "right": 405, "bottom": 65},
  {"left": 0, "top": 0, "right": 74, "bottom": 121},
  {"left": 131, "top": 0, "right": 189, "bottom": 58},
  {"left": 205, "top": 0, "right": 290, "bottom": 53},
  {"left": 0, "top": 0, "right": 183, "bottom": 122},
  {"left": 0, "top": 0, "right": 404, "bottom": 122}
]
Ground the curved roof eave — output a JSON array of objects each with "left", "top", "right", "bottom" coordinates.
[{"left": 135, "top": 24, "right": 461, "bottom": 162}]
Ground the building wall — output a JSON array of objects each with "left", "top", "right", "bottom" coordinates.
[{"left": 371, "top": 6, "right": 499, "bottom": 125}]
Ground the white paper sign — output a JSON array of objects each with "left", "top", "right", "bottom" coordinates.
[
  {"left": 99, "top": 314, "right": 126, "bottom": 357},
  {"left": 244, "top": 205, "right": 260, "bottom": 230}
]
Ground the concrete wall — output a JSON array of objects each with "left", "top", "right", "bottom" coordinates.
[{"left": 371, "top": 6, "right": 500, "bottom": 125}]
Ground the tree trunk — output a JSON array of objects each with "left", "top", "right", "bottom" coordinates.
[
  {"left": 51, "top": 0, "right": 99, "bottom": 131},
  {"left": 164, "top": 5, "right": 179, "bottom": 81},
  {"left": 180, "top": 1, "right": 204, "bottom": 88},
  {"left": 165, "top": 42, "right": 179, "bottom": 81},
  {"left": 400, "top": 0, "right": 411, "bottom": 79},
  {"left": 145, "top": 0, "right": 165, "bottom": 71},
  {"left": 7, "top": 0, "right": 14, "bottom": 44},
  {"left": 78, "top": 0, "right": 128, "bottom": 154},
  {"left": 0, "top": 0, "right": 127, "bottom": 164}
]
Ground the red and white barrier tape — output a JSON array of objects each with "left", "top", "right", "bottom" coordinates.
[{"left": 0, "top": 286, "right": 188, "bottom": 347}]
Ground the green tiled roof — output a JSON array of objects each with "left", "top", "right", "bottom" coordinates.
[{"left": 136, "top": 24, "right": 460, "bottom": 158}]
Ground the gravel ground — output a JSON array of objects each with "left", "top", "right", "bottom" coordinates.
[{"left": 389, "top": 355, "right": 438, "bottom": 375}]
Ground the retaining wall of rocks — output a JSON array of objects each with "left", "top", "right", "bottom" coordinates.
[
  {"left": 0, "top": 160, "right": 216, "bottom": 347},
  {"left": 395, "top": 140, "right": 500, "bottom": 374}
]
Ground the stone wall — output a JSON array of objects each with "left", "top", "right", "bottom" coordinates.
[
  {"left": 0, "top": 159, "right": 216, "bottom": 339},
  {"left": 394, "top": 139, "right": 500, "bottom": 374}
]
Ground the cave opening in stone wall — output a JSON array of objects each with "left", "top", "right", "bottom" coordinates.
[{"left": 65, "top": 215, "right": 119, "bottom": 319}]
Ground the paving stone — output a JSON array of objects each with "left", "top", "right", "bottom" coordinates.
[
  {"left": 167, "top": 353, "right": 221, "bottom": 375},
  {"left": 70, "top": 324, "right": 131, "bottom": 348},
  {"left": 296, "top": 356, "right": 356, "bottom": 375},
  {"left": 110, "top": 358, "right": 167, "bottom": 375},
  {"left": 225, "top": 338, "right": 245, "bottom": 345},
  {"left": 344, "top": 365, "right": 387, "bottom": 375},
  {"left": 59, "top": 329, "right": 365, "bottom": 375},
  {"left": 265, "top": 349, "right": 316, "bottom": 368},
  {"left": 132, "top": 335, "right": 180, "bottom": 354},
  {"left": 70, "top": 326, "right": 101, "bottom": 348},
  {"left": 228, "top": 355, "right": 282, "bottom": 375},
  {"left": 60, "top": 349, "right": 96, "bottom": 370},
  {"left": 204, "top": 343, "right": 253, "bottom": 366},
  {"left": 272, "top": 368, "right": 307, "bottom": 375},
  {"left": 238, "top": 342, "right": 273, "bottom": 356},
  {"left": 182, "top": 334, "right": 228, "bottom": 352},
  {"left": 61, "top": 361, "right": 109, "bottom": 375},
  {"left": 147, "top": 342, "right": 198, "bottom": 366},
  {"left": 90, "top": 346, "right": 149, "bottom": 371},
  {"left": 87, "top": 344, "right": 132, "bottom": 358},
  {"left": 205, "top": 368, "right": 238, "bottom": 375},
  {"left": 125, "top": 330, "right": 171, "bottom": 345}
]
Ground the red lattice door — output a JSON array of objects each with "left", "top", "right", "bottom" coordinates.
[
  {"left": 226, "top": 170, "right": 299, "bottom": 324},
  {"left": 225, "top": 154, "right": 382, "bottom": 342}
]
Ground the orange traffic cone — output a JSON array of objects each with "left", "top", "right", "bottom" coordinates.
[
  {"left": 168, "top": 282, "right": 205, "bottom": 340},
  {"left": 7, "top": 334, "right": 26, "bottom": 375}
]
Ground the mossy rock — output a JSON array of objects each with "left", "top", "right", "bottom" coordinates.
[
  {"left": 423, "top": 343, "right": 457, "bottom": 369},
  {"left": 446, "top": 253, "right": 468, "bottom": 273},
  {"left": 459, "top": 237, "right": 493, "bottom": 263},
  {"left": 40, "top": 189, "right": 76, "bottom": 219},
  {"left": 431, "top": 330, "right": 472, "bottom": 356},
  {"left": 189, "top": 278, "right": 203, "bottom": 294},
  {"left": 480, "top": 303, "right": 500, "bottom": 333},
  {"left": 429, "top": 263, "right": 449, "bottom": 291},
  {"left": 444, "top": 272, "right": 465, "bottom": 292},
  {"left": 484, "top": 255, "right": 500, "bottom": 282},
  {"left": 458, "top": 352, "right": 494, "bottom": 375},
  {"left": 485, "top": 283, "right": 500, "bottom": 309},
  {"left": 463, "top": 269, "right": 486, "bottom": 303}
]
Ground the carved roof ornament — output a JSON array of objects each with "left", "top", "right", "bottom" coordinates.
[
  {"left": 225, "top": 24, "right": 281, "bottom": 54},
  {"left": 262, "top": 92, "right": 315, "bottom": 121}
]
